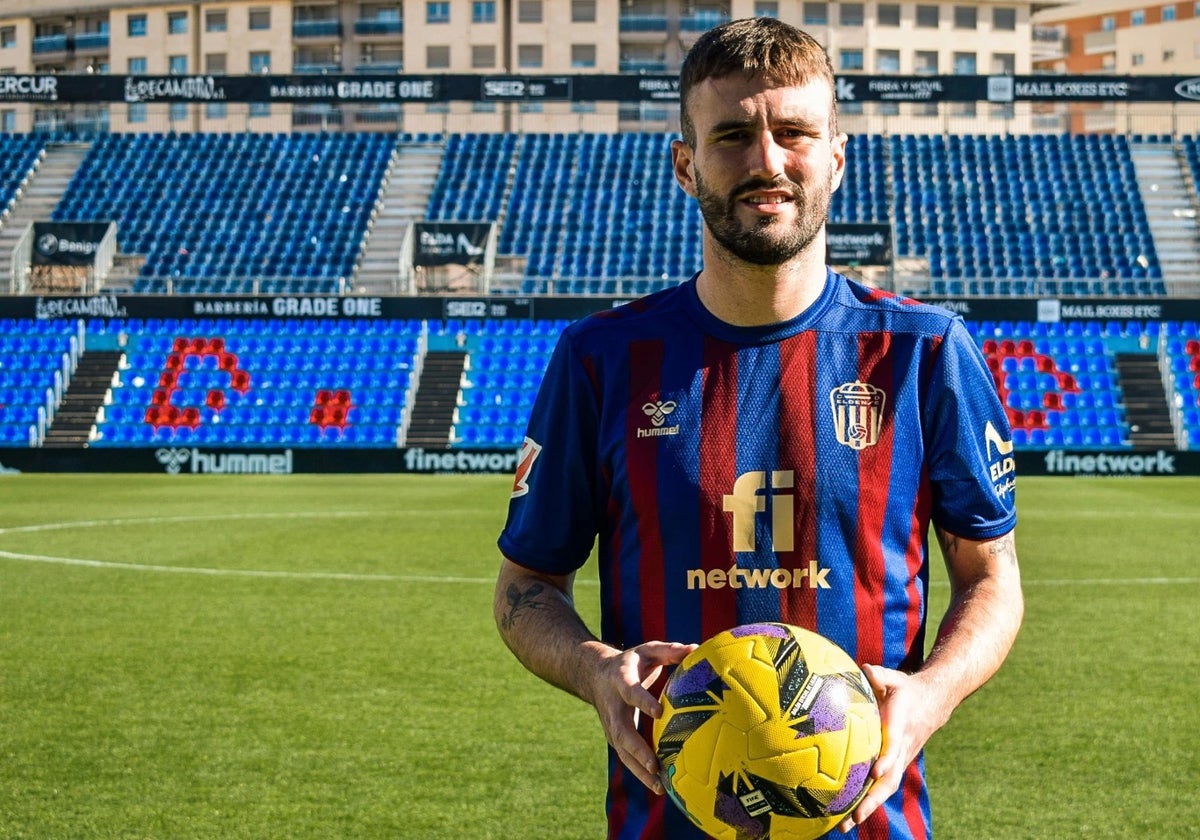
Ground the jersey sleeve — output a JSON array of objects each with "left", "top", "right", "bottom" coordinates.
[
  {"left": 923, "top": 318, "right": 1018, "bottom": 540},
  {"left": 497, "top": 329, "right": 602, "bottom": 575}
]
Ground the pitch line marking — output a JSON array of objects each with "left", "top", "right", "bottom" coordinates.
[{"left": 0, "top": 512, "right": 1197, "bottom": 586}]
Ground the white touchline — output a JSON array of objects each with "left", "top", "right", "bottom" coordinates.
[{"left": 0, "top": 512, "right": 1196, "bottom": 586}]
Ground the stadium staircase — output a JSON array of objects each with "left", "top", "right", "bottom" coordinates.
[
  {"left": 1130, "top": 141, "right": 1200, "bottom": 292},
  {"left": 354, "top": 139, "right": 445, "bottom": 294},
  {"left": 41, "top": 349, "right": 123, "bottom": 448},
  {"left": 403, "top": 351, "right": 467, "bottom": 447},
  {"left": 1115, "top": 353, "right": 1176, "bottom": 450},
  {"left": 0, "top": 141, "right": 91, "bottom": 288}
]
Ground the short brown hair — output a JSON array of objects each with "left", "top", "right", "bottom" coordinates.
[{"left": 678, "top": 17, "right": 838, "bottom": 145}]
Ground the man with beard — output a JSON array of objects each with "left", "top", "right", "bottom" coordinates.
[{"left": 494, "top": 17, "right": 1023, "bottom": 840}]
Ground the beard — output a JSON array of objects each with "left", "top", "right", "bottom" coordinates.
[{"left": 694, "top": 168, "right": 832, "bottom": 266}]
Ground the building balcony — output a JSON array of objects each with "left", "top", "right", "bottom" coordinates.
[
  {"left": 293, "top": 20, "right": 343, "bottom": 38},
  {"left": 354, "top": 19, "right": 404, "bottom": 36},
  {"left": 73, "top": 33, "right": 110, "bottom": 52},
  {"left": 32, "top": 34, "right": 68, "bottom": 55},
  {"left": 293, "top": 62, "right": 343, "bottom": 74},
  {"left": 355, "top": 62, "right": 403, "bottom": 73},
  {"left": 619, "top": 15, "right": 668, "bottom": 32},
  {"left": 1084, "top": 29, "right": 1116, "bottom": 56}
]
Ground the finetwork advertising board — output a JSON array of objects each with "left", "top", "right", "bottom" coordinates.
[{"left": 0, "top": 448, "right": 1196, "bottom": 476}]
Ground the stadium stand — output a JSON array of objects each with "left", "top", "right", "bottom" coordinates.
[
  {"left": 52, "top": 132, "right": 397, "bottom": 294},
  {"left": 3, "top": 316, "right": 1200, "bottom": 452},
  {"left": 6, "top": 129, "right": 1178, "bottom": 299},
  {"left": 86, "top": 318, "right": 419, "bottom": 448},
  {"left": 0, "top": 134, "right": 48, "bottom": 219},
  {"left": 422, "top": 131, "right": 1164, "bottom": 297}
]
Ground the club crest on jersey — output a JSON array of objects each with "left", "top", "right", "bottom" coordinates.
[
  {"left": 829, "top": 381, "right": 886, "bottom": 451},
  {"left": 511, "top": 437, "right": 542, "bottom": 498}
]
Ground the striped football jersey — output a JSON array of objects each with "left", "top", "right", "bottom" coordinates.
[{"left": 499, "top": 270, "right": 1017, "bottom": 840}]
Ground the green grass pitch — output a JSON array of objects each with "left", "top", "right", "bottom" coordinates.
[{"left": 1, "top": 474, "right": 1197, "bottom": 838}]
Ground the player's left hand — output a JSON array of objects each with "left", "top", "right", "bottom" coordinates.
[{"left": 838, "top": 662, "right": 949, "bottom": 833}]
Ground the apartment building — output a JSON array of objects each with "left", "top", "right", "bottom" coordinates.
[
  {"left": 1033, "top": 0, "right": 1200, "bottom": 133},
  {"left": 0, "top": 0, "right": 1046, "bottom": 134}
]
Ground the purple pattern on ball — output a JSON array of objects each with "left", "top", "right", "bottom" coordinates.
[
  {"left": 714, "top": 791, "right": 768, "bottom": 837},
  {"left": 827, "top": 761, "right": 872, "bottom": 814},
  {"left": 804, "top": 683, "right": 847, "bottom": 736},
  {"left": 669, "top": 658, "right": 720, "bottom": 700},
  {"left": 730, "top": 622, "right": 788, "bottom": 639}
]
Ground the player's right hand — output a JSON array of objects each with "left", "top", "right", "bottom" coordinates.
[{"left": 585, "top": 640, "right": 697, "bottom": 796}]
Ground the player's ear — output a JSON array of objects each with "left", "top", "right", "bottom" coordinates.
[
  {"left": 671, "top": 139, "right": 697, "bottom": 197},
  {"left": 830, "top": 132, "right": 848, "bottom": 194}
]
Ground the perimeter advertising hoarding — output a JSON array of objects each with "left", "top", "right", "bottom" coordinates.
[
  {"left": 4, "top": 73, "right": 1200, "bottom": 104},
  {"left": 0, "top": 448, "right": 1195, "bottom": 475},
  {"left": 3, "top": 294, "right": 1198, "bottom": 325}
]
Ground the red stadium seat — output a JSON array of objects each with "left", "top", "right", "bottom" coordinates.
[
  {"left": 218, "top": 351, "right": 239, "bottom": 372},
  {"left": 205, "top": 389, "right": 226, "bottom": 410},
  {"left": 230, "top": 369, "right": 251, "bottom": 393}
]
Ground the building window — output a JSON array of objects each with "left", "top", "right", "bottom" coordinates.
[
  {"left": 472, "top": 1, "right": 495, "bottom": 24},
  {"left": 206, "top": 11, "right": 227, "bottom": 33},
  {"left": 206, "top": 102, "right": 227, "bottom": 119},
  {"left": 915, "top": 50, "right": 938, "bottom": 74},
  {"left": 249, "top": 51, "right": 270, "bottom": 73},
  {"left": 518, "top": 43, "right": 542, "bottom": 68},
  {"left": 170, "top": 102, "right": 187, "bottom": 122},
  {"left": 1132, "top": 52, "right": 1144, "bottom": 66},
  {"left": 802, "top": 2, "right": 828, "bottom": 25},
  {"left": 953, "top": 6, "right": 978, "bottom": 29},
  {"left": 0, "top": 26, "right": 15, "bottom": 49},
  {"left": 840, "top": 49, "right": 863, "bottom": 71},
  {"left": 571, "top": 0, "right": 596, "bottom": 23},
  {"left": 248, "top": 8, "right": 270, "bottom": 30},
  {"left": 1164, "top": 48, "right": 1176, "bottom": 61},
  {"left": 169, "top": 55, "right": 187, "bottom": 74},
  {"left": 876, "top": 49, "right": 900, "bottom": 72},
  {"left": 249, "top": 102, "right": 270, "bottom": 118},
  {"left": 993, "top": 7, "right": 1016, "bottom": 31},
  {"left": 1101, "top": 16, "right": 1115, "bottom": 31},
  {"left": 840, "top": 3, "right": 864, "bottom": 26},
  {"left": 427, "top": 2, "right": 450, "bottom": 23},
  {"left": 167, "top": 11, "right": 188, "bottom": 35},
  {"left": 1164, "top": 6, "right": 1177, "bottom": 22},
  {"left": 1, "top": 110, "right": 15, "bottom": 131},
  {"left": 1131, "top": 10, "right": 1145, "bottom": 25},
  {"left": 916, "top": 5, "right": 939, "bottom": 27},
  {"left": 129, "top": 102, "right": 147, "bottom": 123},
  {"left": 128, "top": 14, "right": 147, "bottom": 37},
  {"left": 205, "top": 53, "right": 227, "bottom": 74},
  {"left": 992, "top": 52, "right": 1015, "bottom": 74},
  {"left": 953, "top": 51, "right": 977, "bottom": 74},
  {"left": 518, "top": 1, "right": 543, "bottom": 23},
  {"left": 571, "top": 43, "right": 596, "bottom": 68},
  {"left": 128, "top": 56, "right": 147, "bottom": 73},
  {"left": 471, "top": 44, "right": 495, "bottom": 68},
  {"left": 426, "top": 44, "right": 450, "bottom": 68},
  {"left": 755, "top": 1, "right": 779, "bottom": 16},
  {"left": 877, "top": 4, "right": 900, "bottom": 27}
]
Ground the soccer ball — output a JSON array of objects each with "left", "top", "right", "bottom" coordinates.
[{"left": 652, "top": 622, "right": 882, "bottom": 840}]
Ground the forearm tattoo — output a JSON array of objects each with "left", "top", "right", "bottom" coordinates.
[{"left": 500, "top": 581, "right": 547, "bottom": 630}]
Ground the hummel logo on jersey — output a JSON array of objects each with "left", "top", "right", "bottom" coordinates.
[
  {"left": 642, "top": 400, "right": 676, "bottom": 427},
  {"left": 636, "top": 400, "right": 680, "bottom": 439},
  {"left": 510, "top": 437, "right": 542, "bottom": 499},
  {"left": 830, "top": 381, "right": 885, "bottom": 450}
]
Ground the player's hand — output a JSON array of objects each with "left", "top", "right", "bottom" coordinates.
[
  {"left": 585, "top": 640, "right": 697, "bottom": 796},
  {"left": 838, "top": 663, "right": 949, "bottom": 833}
]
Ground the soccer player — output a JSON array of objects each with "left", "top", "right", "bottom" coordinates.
[{"left": 494, "top": 16, "right": 1022, "bottom": 840}]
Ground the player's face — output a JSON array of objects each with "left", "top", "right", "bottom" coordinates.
[{"left": 673, "top": 73, "right": 847, "bottom": 266}]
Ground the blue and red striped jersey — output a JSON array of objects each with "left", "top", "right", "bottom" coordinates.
[{"left": 499, "top": 270, "right": 1017, "bottom": 840}]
